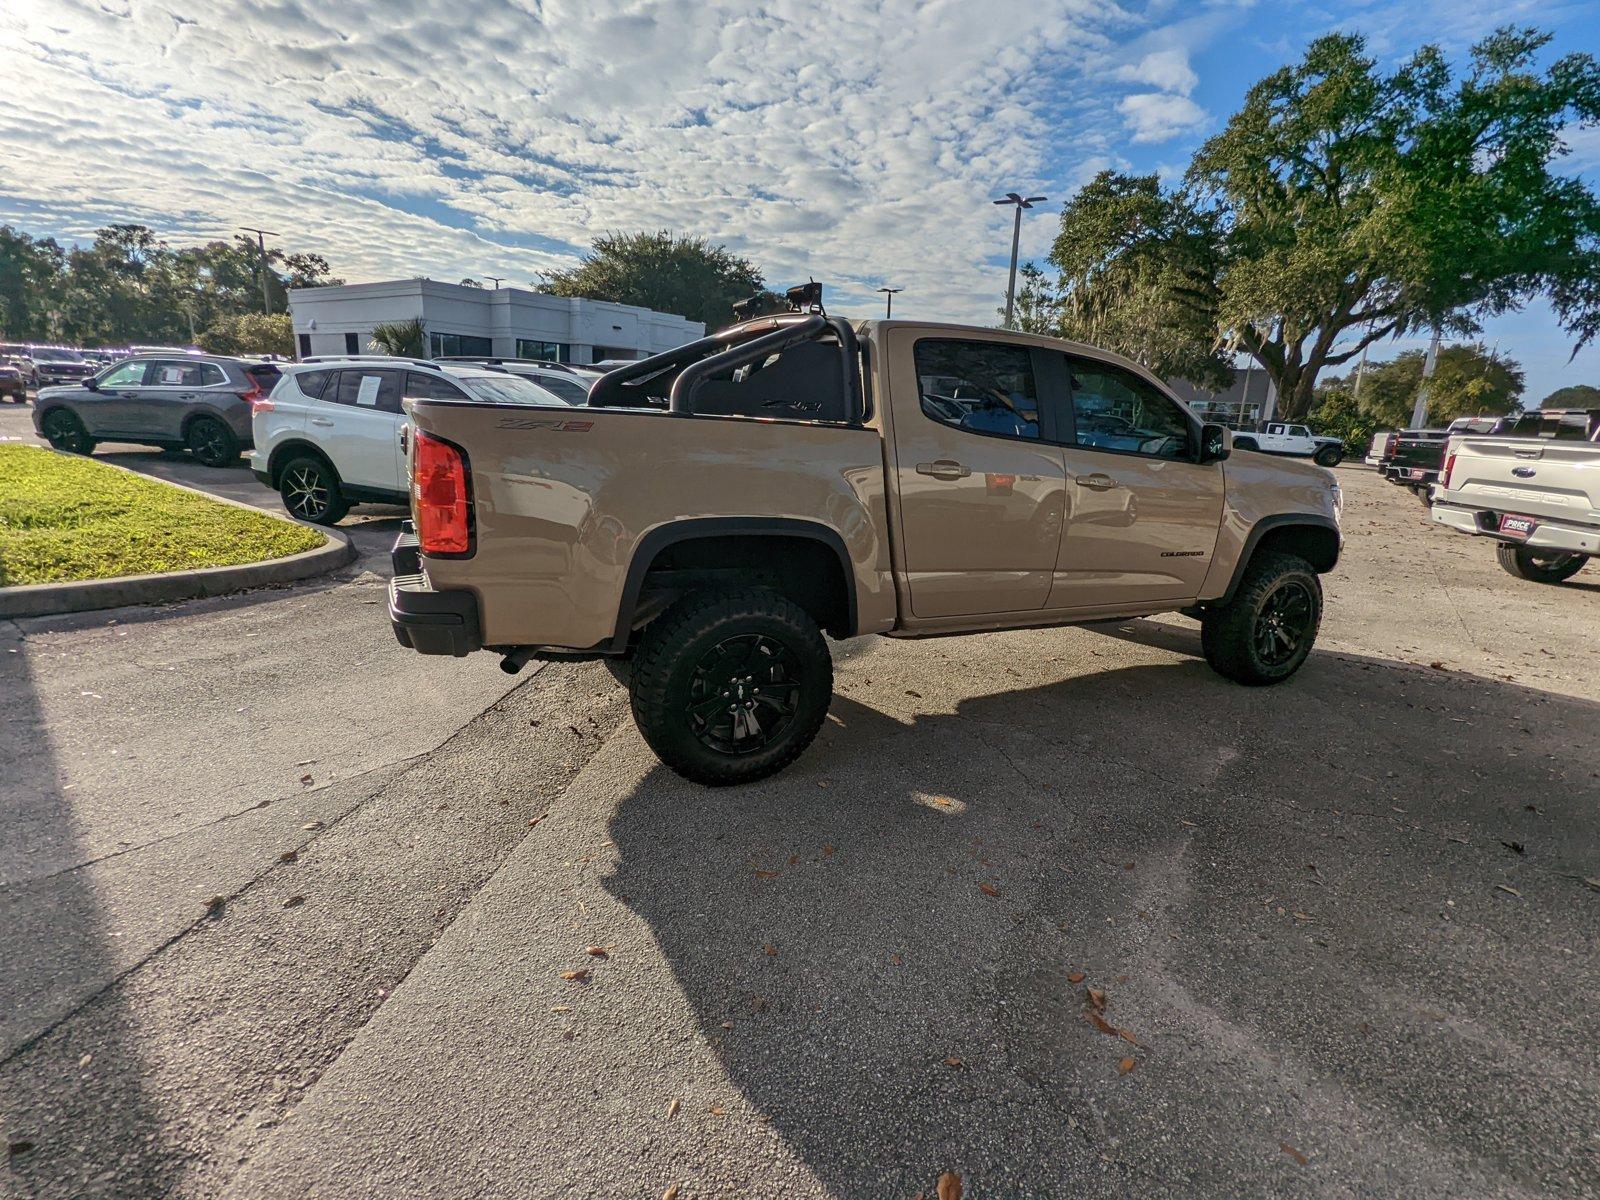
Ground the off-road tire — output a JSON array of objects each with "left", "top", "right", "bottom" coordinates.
[
  {"left": 1201, "top": 551, "right": 1322, "bottom": 686},
  {"left": 1233, "top": 436, "right": 1259, "bottom": 452},
  {"left": 629, "top": 587, "right": 832, "bottom": 786},
  {"left": 186, "top": 415, "right": 239, "bottom": 468},
  {"left": 41, "top": 409, "right": 94, "bottom": 455},
  {"left": 1313, "top": 445, "right": 1343, "bottom": 467},
  {"left": 277, "top": 453, "right": 349, "bottom": 525},
  {"left": 1496, "top": 544, "right": 1587, "bottom": 585}
]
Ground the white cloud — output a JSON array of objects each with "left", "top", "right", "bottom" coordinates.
[
  {"left": 1112, "top": 49, "right": 1198, "bottom": 96},
  {"left": 1116, "top": 93, "right": 1209, "bottom": 144}
]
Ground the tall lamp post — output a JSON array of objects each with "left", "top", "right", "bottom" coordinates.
[
  {"left": 876, "top": 286, "right": 902, "bottom": 318},
  {"left": 485, "top": 276, "right": 505, "bottom": 290},
  {"left": 239, "top": 227, "right": 280, "bottom": 316},
  {"left": 993, "top": 192, "right": 1046, "bottom": 327}
]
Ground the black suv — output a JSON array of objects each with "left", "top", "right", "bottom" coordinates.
[{"left": 32, "top": 353, "right": 282, "bottom": 467}]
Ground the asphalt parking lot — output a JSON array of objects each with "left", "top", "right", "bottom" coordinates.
[{"left": 3, "top": 406, "right": 1597, "bottom": 1198}]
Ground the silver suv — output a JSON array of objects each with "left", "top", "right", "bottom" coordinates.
[{"left": 31, "top": 353, "right": 282, "bottom": 466}]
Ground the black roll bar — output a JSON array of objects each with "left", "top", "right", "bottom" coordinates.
[{"left": 668, "top": 314, "right": 827, "bottom": 413}]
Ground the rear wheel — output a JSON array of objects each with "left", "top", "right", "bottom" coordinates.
[
  {"left": 41, "top": 409, "right": 94, "bottom": 455},
  {"left": 1496, "top": 544, "right": 1587, "bottom": 585},
  {"left": 1233, "top": 436, "right": 1259, "bottom": 452},
  {"left": 629, "top": 588, "right": 832, "bottom": 786},
  {"left": 186, "top": 416, "right": 238, "bottom": 467},
  {"left": 1313, "top": 444, "right": 1343, "bottom": 467},
  {"left": 1201, "top": 552, "right": 1322, "bottom": 686},
  {"left": 277, "top": 454, "right": 349, "bottom": 525}
]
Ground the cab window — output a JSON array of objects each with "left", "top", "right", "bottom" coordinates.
[
  {"left": 915, "top": 339, "right": 1041, "bottom": 441},
  {"left": 1066, "top": 358, "right": 1191, "bottom": 460}
]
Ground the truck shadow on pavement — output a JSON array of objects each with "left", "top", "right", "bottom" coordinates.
[{"left": 604, "top": 629, "right": 1600, "bottom": 1197}]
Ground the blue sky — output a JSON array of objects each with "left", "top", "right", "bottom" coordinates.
[{"left": 1, "top": 0, "right": 1598, "bottom": 402}]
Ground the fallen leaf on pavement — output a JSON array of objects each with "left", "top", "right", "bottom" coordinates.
[
  {"left": 944, "top": 1056, "right": 963, "bottom": 1068},
  {"left": 1280, "top": 1142, "right": 1309, "bottom": 1166},
  {"left": 937, "top": 1169, "right": 962, "bottom": 1200},
  {"left": 551, "top": 1005, "right": 570, "bottom": 1013},
  {"left": 1118, "top": 1027, "right": 1141, "bottom": 1047},
  {"left": 667, "top": 1098, "right": 681, "bottom": 1118},
  {"left": 889, "top": 953, "right": 902, "bottom": 965},
  {"left": 278, "top": 849, "right": 297, "bottom": 863},
  {"left": 1086, "top": 988, "right": 1107, "bottom": 1012},
  {"left": 979, "top": 883, "right": 1000, "bottom": 898},
  {"left": 585, "top": 946, "right": 608, "bottom": 958},
  {"left": 764, "top": 943, "right": 778, "bottom": 956},
  {"left": 1087, "top": 1011, "right": 1119, "bottom": 1037},
  {"left": 823, "top": 843, "right": 836, "bottom": 857},
  {"left": 283, "top": 895, "right": 304, "bottom": 908},
  {"left": 1067, "top": 971, "right": 1086, "bottom": 984},
  {"left": 1495, "top": 884, "right": 1522, "bottom": 898},
  {"left": 663, "top": 1187, "right": 680, "bottom": 1200},
  {"left": 709, "top": 1106, "right": 726, "bottom": 1116},
  {"left": 528, "top": 814, "right": 547, "bottom": 827},
  {"left": 299, "top": 774, "right": 313, "bottom": 786},
  {"left": 1118, "top": 1057, "right": 1136, "bottom": 1075},
  {"left": 755, "top": 870, "right": 779, "bottom": 879},
  {"left": 560, "top": 969, "right": 590, "bottom": 982},
  {"left": 301, "top": 821, "right": 323, "bottom": 831},
  {"left": 721, "top": 1020, "right": 734, "bottom": 1029},
  {"left": 1292, "top": 912, "right": 1312, "bottom": 922},
  {"left": 203, "top": 895, "right": 225, "bottom": 915},
  {"left": 1500, "top": 841, "right": 1525, "bottom": 856},
  {"left": 787, "top": 854, "right": 799, "bottom": 865}
]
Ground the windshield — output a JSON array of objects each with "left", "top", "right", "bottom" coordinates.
[
  {"left": 454, "top": 374, "right": 573, "bottom": 406},
  {"left": 32, "top": 348, "right": 84, "bottom": 362}
]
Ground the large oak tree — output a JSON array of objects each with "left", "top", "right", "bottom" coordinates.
[{"left": 1051, "top": 28, "right": 1600, "bottom": 419}]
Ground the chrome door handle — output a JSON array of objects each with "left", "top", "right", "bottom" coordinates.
[
  {"left": 310, "top": 417, "right": 335, "bottom": 427},
  {"left": 1077, "top": 473, "right": 1117, "bottom": 490},
  {"left": 916, "top": 459, "right": 971, "bottom": 480}
]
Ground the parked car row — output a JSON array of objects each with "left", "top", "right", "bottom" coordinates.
[
  {"left": 1423, "top": 407, "right": 1600, "bottom": 586},
  {"left": 0, "top": 343, "right": 99, "bottom": 389}
]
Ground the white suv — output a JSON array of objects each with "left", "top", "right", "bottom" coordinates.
[{"left": 251, "top": 357, "right": 567, "bottom": 524}]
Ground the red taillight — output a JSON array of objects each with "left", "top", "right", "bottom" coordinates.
[
  {"left": 412, "top": 431, "right": 472, "bottom": 556},
  {"left": 240, "top": 383, "right": 272, "bottom": 413},
  {"left": 1440, "top": 447, "right": 1457, "bottom": 490},
  {"left": 1383, "top": 433, "right": 1397, "bottom": 456}
]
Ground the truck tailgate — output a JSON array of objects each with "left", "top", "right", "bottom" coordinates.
[{"left": 1441, "top": 437, "right": 1600, "bottom": 525}]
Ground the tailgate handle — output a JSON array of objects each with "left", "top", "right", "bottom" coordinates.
[
  {"left": 1513, "top": 448, "right": 1542, "bottom": 459},
  {"left": 916, "top": 459, "right": 970, "bottom": 480}
]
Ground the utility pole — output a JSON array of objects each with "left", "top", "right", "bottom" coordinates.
[
  {"left": 1351, "top": 342, "right": 1370, "bottom": 407},
  {"left": 876, "top": 287, "right": 902, "bottom": 318},
  {"left": 240, "top": 227, "right": 279, "bottom": 316},
  {"left": 486, "top": 276, "right": 505, "bottom": 290},
  {"left": 993, "top": 192, "right": 1046, "bottom": 327},
  {"left": 1410, "top": 327, "right": 1442, "bottom": 429}
]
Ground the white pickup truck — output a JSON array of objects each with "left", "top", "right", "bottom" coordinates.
[
  {"left": 1233, "top": 422, "right": 1345, "bottom": 467},
  {"left": 1430, "top": 409, "right": 1600, "bottom": 584}
]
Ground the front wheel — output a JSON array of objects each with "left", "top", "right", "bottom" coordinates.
[
  {"left": 1313, "top": 445, "right": 1343, "bottom": 467},
  {"left": 186, "top": 416, "right": 239, "bottom": 467},
  {"left": 1496, "top": 544, "right": 1587, "bottom": 585},
  {"left": 1201, "top": 552, "right": 1322, "bottom": 686},
  {"left": 277, "top": 455, "right": 349, "bottom": 525},
  {"left": 629, "top": 588, "right": 833, "bottom": 786},
  {"left": 41, "top": 409, "right": 94, "bottom": 455}
]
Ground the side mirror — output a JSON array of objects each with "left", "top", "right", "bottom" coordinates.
[
  {"left": 84, "top": 377, "right": 100, "bottom": 392},
  {"left": 1197, "top": 422, "right": 1231, "bottom": 464}
]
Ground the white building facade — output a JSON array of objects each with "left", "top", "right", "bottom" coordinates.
[{"left": 286, "top": 279, "right": 703, "bottom": 365}]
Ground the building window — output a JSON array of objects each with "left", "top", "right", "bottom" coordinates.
[
  {"left": 297, "top": 333, "right": 312, "bottom": 359},
  {"left": 344, "top": 332, "right": 360, "bottom": 354},
  {"left": 515, "top": 339, "right": 567, "bottom": 362},
  {"left": 429, "top": 332, "right": 493, "bottom": 358}
]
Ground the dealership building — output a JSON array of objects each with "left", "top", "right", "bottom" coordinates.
[{"left": 286, "top": 279, "right": 704, "bottom": 365}]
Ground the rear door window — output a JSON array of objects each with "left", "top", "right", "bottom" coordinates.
[
  {"left": 294, "top": 369, "right": 336, "bottom": 399},
  {"left": 329, "top": 369, "right": 404, "bottom": 414}
]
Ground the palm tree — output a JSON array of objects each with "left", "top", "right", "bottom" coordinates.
[{"left": 369, "top": 317, "right": 426, "bottom": 357}]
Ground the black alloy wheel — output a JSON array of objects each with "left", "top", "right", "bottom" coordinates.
[
  {"left": 278, "top": 455, "right": 349, "bottom": 525},
  {"left": 686, "top": 633, "right": 804, "bottom": 756},
  {"left": 186, "top": 416, "right": 237, "bottom": 467},
  {"left": 41, "top": 409, "right": 93, "bottom": 454},
  {"left": 1253, "top": 578, "right": 1316, "bottom": 667}
]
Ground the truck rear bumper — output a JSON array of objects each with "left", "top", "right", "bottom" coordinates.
[
  {"left": 1431, "top": 501, "right": 1600, "bottom": 556},
  {"left": 388, "top": 525, "right": 482, "bottom": 656}
]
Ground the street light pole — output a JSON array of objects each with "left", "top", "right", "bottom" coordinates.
[
  {"left": 486, "top": 276, "right": 505, "bottom": 290},
  {"left": 240, "top": 227, "right": 280, "bottom": 316},
  {"left": 876, "top": 287, "right": 902, "bottom": 318},
  {"left": 993, "top": 192, "right": 1046, "bottom": 328}
]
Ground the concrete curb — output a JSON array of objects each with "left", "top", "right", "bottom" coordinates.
[{"left": 0, "top": 450, "right": 359, "bottom": 618}]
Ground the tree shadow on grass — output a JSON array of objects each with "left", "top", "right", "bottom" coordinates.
[{"left": 604, "top": 631, "right": 1600, "bottom": 1197}]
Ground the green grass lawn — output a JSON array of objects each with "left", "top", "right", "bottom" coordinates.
[{"left": 0, "top": 445, "right": 325, "bottom": 587}]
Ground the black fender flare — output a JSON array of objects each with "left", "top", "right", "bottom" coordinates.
[
  {"left": 1215, "top": 513, "right": 1341, "bottom": 606},
  {"left": 609, "top": 517, "right": 857, "bottom": 653}
]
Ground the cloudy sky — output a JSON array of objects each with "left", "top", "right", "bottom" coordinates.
[{"left": 2, "top": 0, "right": 1597, "bottom": 400}]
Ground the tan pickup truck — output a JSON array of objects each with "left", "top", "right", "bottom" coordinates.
[{"left": 389, "top": 310, "right": 1342, "bottom": 784}]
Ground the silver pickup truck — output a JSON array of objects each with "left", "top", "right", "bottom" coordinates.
[{"left": 1430, "top": 408, "right": 1600, "bottom": 584}]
